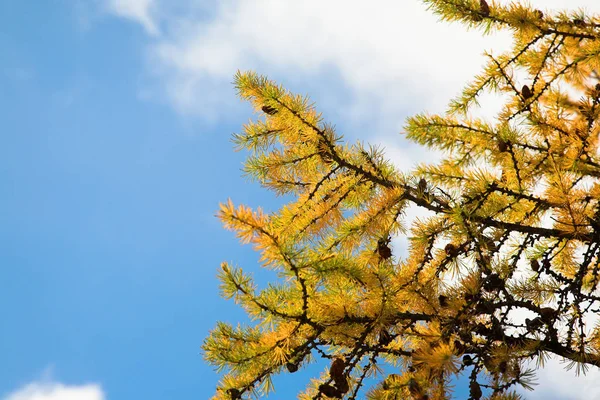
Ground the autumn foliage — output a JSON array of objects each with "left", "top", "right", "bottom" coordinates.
[{"left": 203, "top": 1, "right": 600, "bottom": 399}]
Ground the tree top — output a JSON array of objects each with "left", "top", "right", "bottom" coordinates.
[{"left": 204, "top": 1, "right": 600, "bottom": 399}]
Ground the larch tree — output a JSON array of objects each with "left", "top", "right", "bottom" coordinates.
[{"left": 203, "top": 0, "right": 600, "bottom": 399}]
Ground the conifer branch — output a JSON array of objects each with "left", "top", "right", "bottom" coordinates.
[{"left": 207, "top": 3, "right": 600, "bottom": 399}]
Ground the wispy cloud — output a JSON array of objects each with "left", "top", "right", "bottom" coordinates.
[
  {"left": 104, "top": 0, "right": 600, "bottom": 128},
  {"left": 3, "top": 380, "right": 105, "bottom": 400},
  {"left": 520, "top": 356, "right": 600, "bottom": 400},
  {"left": 144, "top": 0, "right": 512, "bottom": 122},
  {"left": 105, "top": 0, "right": 159, "bottom": 36}
]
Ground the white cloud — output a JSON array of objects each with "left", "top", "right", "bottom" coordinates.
[
  {"left": 3, "top": 381, "right": 105, "bottom": 400},
  {"left": 519, "top": 356, "right": 600, "bottom": 400},
  {"left": 143, "top": 0, "right": 511, "bottom": 121},
  {"left": 124, "top": 0, "right": 600, "bottom": 125},
  {"left": 106, "top": 0, "right": 159, "bottom": 36}
]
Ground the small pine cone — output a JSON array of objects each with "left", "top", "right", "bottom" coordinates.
[
  {"left": 469, "top": 380, "right": 482, "bottom": 400},
  {"left": 227, "top": 388, "right": 242, "bottom": 400},
  {"left": 418, "top": 178, "right": 427, "bottom": 193},
  {"left": 521, "top": 84, "right": 533, "bottom": 99},
  {"left": 530, "top": 259, "right": 540, "bottom": 272},
  {"left": 591, "top": 86, "right": 600, "bottom": 101},
  {"left": 525, "top": 317, "right": 544, "bottom": 331},
  {"left": 539, "top": 307, "right": 556, "bottom": 321},
  {"left": 483, "top": 273, "right": 503, "bottom": 291},
  {"left": 479, "top": 0, "right": 490, "bottom": 17},
  {"left": 261, "top": 105, "right": 278, "bottom": 115},
  {"left": 573, "top": 18, "right": 585, "bottom": 27},
  {"left": 286, "top": 361, "right": 299, "bottom": 373},
  {"left": 379, "top": 329, "right": 393, "bottom": 346},
  {"left": 535, "top": 9, "right": 544, "bottom": 19},
  {"left": 377, "top": 239, "right": 393, "bottom": 260},
  {"left": 336, "top": 377, "right": 349, "bottom": 394},
  {"left": 438, "top": 294, "right": 449, "bottom": 307},
  {"left": 497, "top": 139, "right": 508, "bottom": 152},
  {"left": 329, "top": 358, "right": 345, "bottom": 383},
  {"left": 463, "top": 354, "right": 474, "bottom": 366},
  {"left": 319, "top": 383, "right": 341, "bottom": 398},
  {"left": 445, "top": 243, "right": 458, "bottom": 257}
]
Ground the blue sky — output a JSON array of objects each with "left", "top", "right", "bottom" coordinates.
[{"left": 1, "top": 1, "right": 600, "bottom": 399}]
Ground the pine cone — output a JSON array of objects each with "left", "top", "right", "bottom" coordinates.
[
  {"left": 227, "top": 388, "right": 242, "bottom": 400},
  {"left": 445, "top": 243, "right": 458, "bottom": 257},
  {"left": 439, "top": 295, "right": 449, "bottom": 307},
  {"left": 479, "top": 0, "right": 490, "bottom": 17},
  {"left": 530, "top": 259, "right": 540, "bottom": 272},
  {"left": 377, "top": 239, "right": 393, "bottom": 260},
  {"left": 379, "top": 329, "right": 393, "bottom": 346},
  {"left": 286, "top": 361, "right": 299, "bottom": 373},
  {"left": 525, "top": 317, "right": 544, "bottom": 331},
  {"left": 261, "top": 105, "right": 278, "bottom": 115},
  {"left": 336, "top": 377, "right": 349, "bottom": 395},
  {"left": 483, "top": 273, "right": 503, "bottom": 291},
  {"left": 594, "top": 83, "right": 600, "bottom": 98},
  {"left": 319, "top": 383, "right": 341, "bottom": 398},
  {"left": 539, "top": 307, "right": 556, "bottom": 321},
  {"left": 329, "top": 358, "right": 345, "bottom": 384},
  {"left": 418, "top": 178, "right": 427, "bottom": 193},
  {"left": 469, "top": 380, "right": 482, "bottom": 400},
  {"left": 497, "top": 139, "right": 508, "bottom": 152}
]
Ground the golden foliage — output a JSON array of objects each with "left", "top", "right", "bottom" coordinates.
[{"left": 204, "top": 2, "right": 600, "bottom": 399}]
